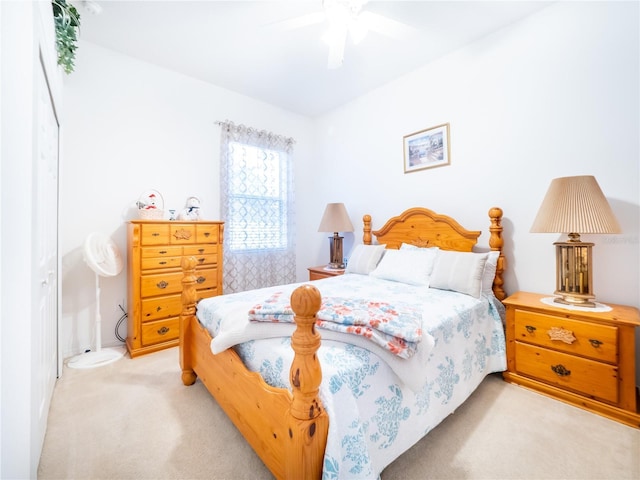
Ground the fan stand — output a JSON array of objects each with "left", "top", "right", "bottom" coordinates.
[{"left": 67, "top": 272, "right": 125, "bottom": 369}]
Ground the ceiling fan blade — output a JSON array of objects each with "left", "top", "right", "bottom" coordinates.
[
  {"left": 327, "top": 31, "right": 346, "bottom": 69},
  {"left": 359, "top": 11, "right": 417, "bottom": 40}
]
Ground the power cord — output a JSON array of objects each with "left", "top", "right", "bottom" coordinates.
[{"left": 115, "top": 304, "right": 127, "bottom": 342}]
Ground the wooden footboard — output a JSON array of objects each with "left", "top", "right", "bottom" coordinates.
[{"left": 180, "top": 257, "right": 328, "bottom": 480}]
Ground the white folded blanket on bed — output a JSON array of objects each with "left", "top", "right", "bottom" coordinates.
[
  {"left": 248, "top": 293, "right": 423, "bottom": 359},
  {"left": 209, "top": 305, "right": 434, "bottom": 392},
  {"left": 197, "top": 275, "right": 445, "bottom": 391}
]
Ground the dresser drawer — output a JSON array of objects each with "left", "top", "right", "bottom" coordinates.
[
  {"left": 192, "top": 268, "right": 218, "bottom": 290},
  {"left": 514, "top": 309, "right": 618, "bottom": 364},
  {"left": 184, "top": 245, "right": 219, "bottom": 256},
  {"left": 310, "top": 271, "right": 331, "bottom": 280},
  {"left": 141, "top": 294, "right": 182, "bottom": 322},
  {"left": 196, "top": 224, "right": 220, "bottom": 243},
  {"left": 140, "top": 224, "right": 169, "bottom": 245},
  {"left": 141, "top": 256, "right": 182, "bottom": 270},
  {"left": 141, "top": 317, "right": 180, "bottom": 346},
  {"left": 141, "top": 246, "right": 182, "bottom": 258},
  {"left": 141, "top": 271, "right": 184, "bottom": 297},
  {"left": 169, "top": 224, "right": 196, "bottom": 244},
  {"left": 189, "top": 254, "right": 218, "bottom": 267},
  {"left": 515, "top": 342, "right": 618, "bottom": 404}
]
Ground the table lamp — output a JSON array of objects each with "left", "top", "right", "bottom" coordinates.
[
  {"left": 318, "top": 202, "right": 354, "bottom": 270},
  {"left": 530, "top": 175, "right": 620, "bottom": 307}
]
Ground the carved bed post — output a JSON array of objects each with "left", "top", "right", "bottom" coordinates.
[
  {"left": 363, "top": 214, "right": 372, "bottom": 245},
  {"left": 489, "top": 207, "right": 506, "bottom": 301},
  {"left": 287, "top": 284, "right": 329, "bottom": 480},
  {"left": 180, "top": 256, "right": 198, "bottom": 386}
]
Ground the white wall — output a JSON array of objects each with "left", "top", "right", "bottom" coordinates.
[
  {"left": 62, "top": 2, "right": 639, "bottom": 379},
  {"left": 60, "top": 42, "right": 314, "bottom": 357}
]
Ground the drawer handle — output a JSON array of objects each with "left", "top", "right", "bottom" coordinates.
[
  {"left": 197, "top": 257, "right": 205, "bottom": 263},
  {"left": 525, "top": 325, "right": 536, "bottom": 334},
  {"left": 159, "top": 261, "right": 167, "bottom": 265},
  {"left": 196, "top": 276, "right": 206, "bottom": 284},
  {"left": 159, "top": 250, "right": 167, "bottom": 254},
  {"left": 157, "top": 326, "right": 170, "bottom": 335},
  {"left": 551, "top": 364, "right": 571, "bottom": 377},
  {"left": 198, "top": 248, "right": 205, "bottom": 253},
  {"left": 204, "top": 232, "right": 211, "bottom": 237},
  {"left": 152, "top": 233, "right": 160, "bottom": 237},
  {"left": 589, "top": 339, "right": 603, "bottom": 348},
  {"left": 157, "top": 280, "right": 168, "bottom": 289}
]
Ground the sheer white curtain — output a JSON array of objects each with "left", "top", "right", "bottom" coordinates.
[{"left": 219, "top": 121, "right": 296, "bottom": 293}]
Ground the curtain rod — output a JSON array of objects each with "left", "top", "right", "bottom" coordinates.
[{"left": 215, "top": 120, "right": 295, "bottom": 145}]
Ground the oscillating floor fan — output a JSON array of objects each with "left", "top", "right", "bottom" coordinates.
[{"left": 68, "top": 233, "right": 126, "bottom": 369}]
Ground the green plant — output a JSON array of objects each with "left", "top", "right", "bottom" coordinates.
[{"left": 52, "top": 0, "right": 80, "bottom": 74}]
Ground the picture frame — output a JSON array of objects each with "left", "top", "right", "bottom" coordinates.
[{"left": 403, "top": 123, "right": 450, "bottom": 173}]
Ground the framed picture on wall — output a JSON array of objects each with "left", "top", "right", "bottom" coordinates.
[{"left": 403, "top": 123, "right": 451, "bottom": 173}]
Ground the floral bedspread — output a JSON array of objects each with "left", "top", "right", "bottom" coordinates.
[
  {"left": 196, "top": 274, "right": 507, "bottom": 479},
  {"left": 248, "top": 292, "right": 423, "bottom": 359}
]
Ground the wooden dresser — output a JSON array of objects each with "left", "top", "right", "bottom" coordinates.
[
  {"left": 503, "top": 291, "right": 640, "bottom": 428},
  {"left": 126, "top": 220, "right": 224, "bottom": 357}
]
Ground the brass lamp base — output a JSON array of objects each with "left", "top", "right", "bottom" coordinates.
[
  {"left": 327, "top": 233, "right": 345, "bottom": 270},
  {"left": 553, "top": 234, "right": 596, "bottom": 308},
  {"left": 552, "top": 294, "right": 596, "bottom": 308}
]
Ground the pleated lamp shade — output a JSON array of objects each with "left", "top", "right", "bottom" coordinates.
[
  {"left": 318, "top": 203, "right": 354, "bottom": 233},
  {"left": 530, "top": 175, "right": 620, "bottom": 235}
]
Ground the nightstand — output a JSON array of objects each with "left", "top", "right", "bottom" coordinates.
[
  {"left": 503, "top": 291, "right": 640, "bottom": 428},
  {"left": 308, "top": 265, "right": 344, "bottom": 281}
]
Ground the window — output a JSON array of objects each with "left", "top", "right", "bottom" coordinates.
[
  {"left": 219, "top": 122, "right": 296, "bottom": 293},
  {"left": 227, "top": 142, "right": 289, "bottom": 252}
]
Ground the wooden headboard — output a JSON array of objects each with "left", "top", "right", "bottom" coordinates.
[{"left": 362, "top": 207, "right": 506, "bottom": 300}]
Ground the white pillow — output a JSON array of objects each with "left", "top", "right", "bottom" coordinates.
[
  {"left": 430, "top": 250, "right": 489, "bottom": 298},
  {"left": 345, "top": 244, "right": 386, "bottom": 275},
  {"left": 369, "top": 247, "right": 439, "bottom": 286},
  {"left": 482, "top": 251, "right": 500, "bottom": 295}
]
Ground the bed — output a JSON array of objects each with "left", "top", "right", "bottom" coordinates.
[{"left": 179, "top": 206, "right": 507, "bottom": 479}]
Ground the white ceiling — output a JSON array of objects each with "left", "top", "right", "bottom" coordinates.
[{"left": 78, "top": 1, "right": 552, "bottom": 117}]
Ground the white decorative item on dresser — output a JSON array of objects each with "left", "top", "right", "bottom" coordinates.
[
  {"left": 126, "top": 220, "right": 223, "bottom": 357},
  {"left": 177, "top": 196, "right": 202, "bottom": 221},
  {"left": 503, "top": 291, "right": 640, "bottom": 429},
  {"left": 136, "top": 189, "right": 165, "bottom": 220}
]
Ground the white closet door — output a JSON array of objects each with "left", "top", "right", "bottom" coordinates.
[{"left": 33, "top": 52, "right": 59, "bottom": 444}]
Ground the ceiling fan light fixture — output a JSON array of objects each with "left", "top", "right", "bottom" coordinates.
[{"left": 322, "top": 22, "right": 347, "bottom": 46}]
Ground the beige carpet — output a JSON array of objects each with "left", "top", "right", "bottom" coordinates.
[{"left": 38, "top": 347, "right": 640, "bottom": 480}]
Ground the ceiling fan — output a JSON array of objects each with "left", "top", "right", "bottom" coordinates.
[{"left": 273, "top": 0, "right": 417, "bottom": 69}]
